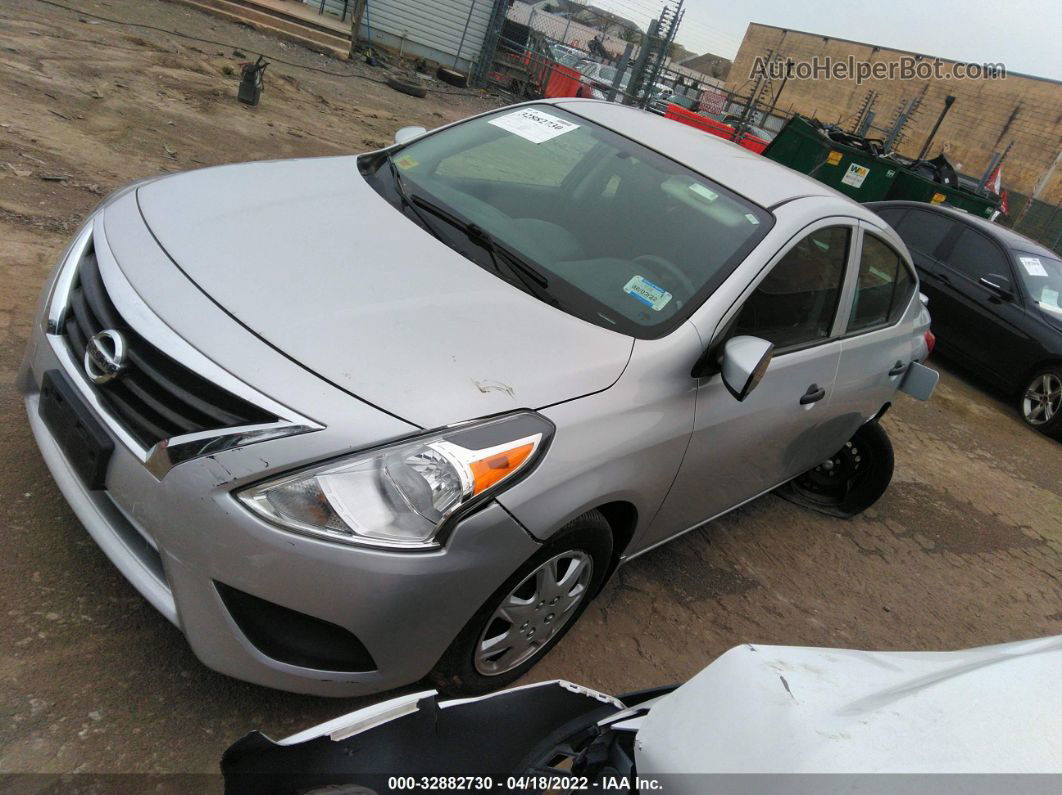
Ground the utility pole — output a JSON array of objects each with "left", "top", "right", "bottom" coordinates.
[
  {"left": 608, "top": 43, "right": 634, "bottom": 102},
  {"left": 625, "top": 1, "right": 684, "bottom": 109},
  {"left": 765, "top": 58, "right": 794, "bottom": 123},
  {"left": 917, "top": 94, "right": 956, "bottom": 160},
  {"left": 623, "top": 18, "right": 657, "bottom": 107},
  {"left": 734, "top": 48, "right": 770, "bottom": 142},
  {"left": 349, "top": 0, "right": 367, "bottom": 59}
]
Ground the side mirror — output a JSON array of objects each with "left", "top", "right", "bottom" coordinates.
[
  {"left": 979, "top": 273, "right": 1013, "bottom": 299},
  {"left": 721, "top": 336, "right": 774, "bottom": 401},
  {"left": 394, "top": 125, "right": 427, "bottom": 146}
]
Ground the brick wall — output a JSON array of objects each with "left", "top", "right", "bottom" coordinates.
[{"left": 726, "top": 24, "right": 1062, "bottom": 204}]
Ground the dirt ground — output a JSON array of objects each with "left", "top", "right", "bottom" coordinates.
[{"left": 1, "top": 0, "right": 1059, "bottom": 777}]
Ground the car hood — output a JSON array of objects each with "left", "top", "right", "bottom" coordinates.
[
  {"left": 135, "top": 157, "right": 632, "bottom": 428},
  {"left": 636, "top": 636, "right": 1062, "bottom": 777}
]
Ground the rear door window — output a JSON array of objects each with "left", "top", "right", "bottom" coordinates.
[
  {"left": 848, "top": 234, "right": 915, "bottom": 332},
  {"left": 894, "top": 209, "right": 954, "bottom": 257}
]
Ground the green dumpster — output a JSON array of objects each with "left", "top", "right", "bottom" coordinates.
[
  {"left": 762, "top": 116, "right": 899, "bottom": 202},
  {"left": 886, "top": 168, "right": 999, "bottom": 218}
]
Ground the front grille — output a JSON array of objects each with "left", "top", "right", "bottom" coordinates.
[{"left": 59, "top": 240, "right": 276, "bottom": 449}]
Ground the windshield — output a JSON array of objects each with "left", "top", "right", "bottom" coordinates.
[
  {"left": 369, "top": 105, "right": 772, "bottom": 337},
  {"left": 1015, "top": 252, "right": 1062, "bottom": 314}
]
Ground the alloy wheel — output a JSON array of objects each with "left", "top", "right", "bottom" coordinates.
[
  {"left": 1023, "top": 373, "right": 1062, "bottom": 426},
  {"left": 474, "top": 550, "right": 593, "bottom": 676}
]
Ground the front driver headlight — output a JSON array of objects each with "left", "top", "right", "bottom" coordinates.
[{"left": 238, "top": 412, "right": 553, "bottom": 549}]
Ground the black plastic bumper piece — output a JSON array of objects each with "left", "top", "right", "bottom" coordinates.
[{"left": 216, "top": 582, "right": 376, "bottom": 673}]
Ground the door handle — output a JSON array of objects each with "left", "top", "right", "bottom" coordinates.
[
  {"left": 889, "top": 361, "right": 907, "bottom": 376},
  {"left": 800, "top": 383, "right": 826, "bottom": 405}
]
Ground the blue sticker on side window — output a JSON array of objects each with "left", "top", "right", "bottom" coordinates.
[{"left": 623, "top": 275, "right": 672, "bottom": 311}]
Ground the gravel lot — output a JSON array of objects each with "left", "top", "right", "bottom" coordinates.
[{"left": 1, "top": 0, "right": 1059, "bottom": 776}]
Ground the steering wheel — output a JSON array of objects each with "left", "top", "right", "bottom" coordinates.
[{"left": 632, "top": 255, "right": 698, "bottom": 305}]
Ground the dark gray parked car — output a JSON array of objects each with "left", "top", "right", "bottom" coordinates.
[{"left": 870, "top": 200, "right": 1062, "bottom": 437}]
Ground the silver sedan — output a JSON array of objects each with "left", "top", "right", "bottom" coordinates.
[{"left": 19, "top": 99, "right": 935, "bottom": 697}]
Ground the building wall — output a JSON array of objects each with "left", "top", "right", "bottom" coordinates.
[
  {"left": 726, "top": 23, "right": 1062, "bottom": 203},
  {"left": 353, "top": 0, "right": 501, "bottom": 73}
]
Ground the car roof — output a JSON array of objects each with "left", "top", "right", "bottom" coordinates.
[
  {"left": 547, "top": 99, "right": 843, "bottom": 208},
  {"left": 868, "top": 200, "right": 1058, "bottom": 258}
]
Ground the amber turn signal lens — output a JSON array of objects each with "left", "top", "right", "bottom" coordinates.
[{"left": 469, "top": 443, "right": 534, "bottom": 495}]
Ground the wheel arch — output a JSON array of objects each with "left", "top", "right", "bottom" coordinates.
[
  {"left": 1022, "top": 358, "right": 1062, "bottom": 387},
  {"left": 593, "top": 500, "right": 638, "bottom": 590}
]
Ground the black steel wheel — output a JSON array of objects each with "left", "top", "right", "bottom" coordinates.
[{"left": 778, "top": 421, "right": 895, "bottom": 518}]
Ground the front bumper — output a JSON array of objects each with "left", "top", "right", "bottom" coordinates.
[{"left": 17, "top": 205, "right": 540, "bottom": 697}]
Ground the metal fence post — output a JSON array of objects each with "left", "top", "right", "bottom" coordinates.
[
  {"left": 608, "top": 43, "right": 634, "bottom": 102},
  {"left": 472, "top": 0, "right": 508, "bottom": 87}
]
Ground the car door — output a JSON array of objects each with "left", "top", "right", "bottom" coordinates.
[
  {"left": 934, "top": 225, "right": 1033, "bottom": 382},
  {"left": 888, "top": 207, "right": 957, "bottom": 332},
  {"left": 833, "top": 224, "right": 920, "bottom": 420},
  {"left": 646, "top": 221, "right": 857, "bottom": 547}
]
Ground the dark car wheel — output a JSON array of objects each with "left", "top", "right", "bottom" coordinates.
[
  {"left": 777, "top": 421, "right": 895, "bottom": 518},
  {"left": 430, "top": 511, "right": 612, "bottom": 697},
  {"left": 1020, "top": 366, "right": 1062, "bottom": 438}
]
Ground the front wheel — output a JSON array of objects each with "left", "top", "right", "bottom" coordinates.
[
  {"left": 1019, "top": 367, "right": 1062, "bottom": 438},
  {"left": 430, "top": 511, "right": 612, "bottom": 696},
  {"left": 777, "top": 421, "right": 894, "bottom": 518}
]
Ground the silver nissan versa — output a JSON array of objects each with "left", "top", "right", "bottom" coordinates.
[{"left": 19, "top": 100, "right": 936, "bottom": 697}]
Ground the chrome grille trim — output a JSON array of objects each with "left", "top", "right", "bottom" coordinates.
[{"left": 44, "top": 212, "right": 322, "bottom": 478}]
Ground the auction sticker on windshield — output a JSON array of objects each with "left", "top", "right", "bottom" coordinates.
[
  {"left": 489, "top": 108, "right": 579, "bottom": 144},
  {"left": 624, "top": 275, "right": 672, "bottom": 311},
  {"left": 1020, "top": 256, "right": 1048, "bottom": 277}
]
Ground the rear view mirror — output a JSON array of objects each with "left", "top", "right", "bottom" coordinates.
[
  {"left": 394, "top": 126, "right": 427, "bottom": 145},
  {"left": 979, "top": 273, "right": 1013, "bottom": 299},
  {"left": 721, "top": 336, "right": 774, "bottom": 401}
]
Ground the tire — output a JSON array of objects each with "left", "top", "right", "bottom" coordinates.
[
  {"left": 1018, "top": 366, "right": 1062, "bottom": 439},
  {"left": 430, "top": 511, "right": 613, "bottom": 697},
  {"left": 436, "top": 66, "right": 468, "bottom": 88},
  {"left": 386, "top": 76, "right": 427, "bottom": 98},
  {"left": 777, "top": 421, "right": 895, "bottom": 518}
]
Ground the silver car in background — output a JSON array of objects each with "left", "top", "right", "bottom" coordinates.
[{"left": 19, "top": 99, "right": 935, "bottom": 697}]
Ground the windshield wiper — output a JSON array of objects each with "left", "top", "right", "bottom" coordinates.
[
  {"left": 385, "top": 160, "right": 556, "bottom": 305},
  {"left": 387, "top": 155, "right": 444, "bottom": 243},
  {"left": 408, "top": 195, "right": 557, "bottom": 305}
]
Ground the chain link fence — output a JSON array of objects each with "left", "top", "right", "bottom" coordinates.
[
  {"left": 997, "top": 193, "right": 1062, "bottom": 253},
  {"left": 481, "top": 1, "right": 697, "bottom": 110}
]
